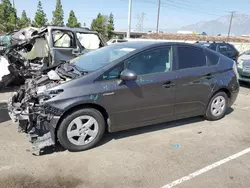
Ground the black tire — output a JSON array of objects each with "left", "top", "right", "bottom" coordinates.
[
  {"left": 57, "top": 108, "right": 105, "bottom": 152},
  {"left": 204, "top": 92, "right": 229, "bottom": 121}
]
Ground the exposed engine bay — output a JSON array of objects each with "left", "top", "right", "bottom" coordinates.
[{"left": 8, "top": 62, "right": 87, "bottom": 154}]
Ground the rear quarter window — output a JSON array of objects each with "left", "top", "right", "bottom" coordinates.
[
  {"left": 205, "top": 50, "right": 220, "bottom": 66},
  {"left": 177, "top": 46, "right": 206, "bottom": 69}
]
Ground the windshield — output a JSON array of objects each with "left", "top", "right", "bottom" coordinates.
[{"left": 70, "top": 44, "right": 136, "bottom": 72}]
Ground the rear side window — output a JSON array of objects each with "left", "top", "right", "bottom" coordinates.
[
  {"left": 209, "top": 44, "right": 217, "bottom": 51},
  {"left": 205, "top": 50, "right": 220, "bottom": 66},
  {"left": 177, "top": 47, "right": 206, "bottom": 69},
  {"left": 218, "top": 44, "right": 232, "bottom": 53}
]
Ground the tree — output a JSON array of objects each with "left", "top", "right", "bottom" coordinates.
[
  {"left": 91, "top": 13, "right": 107, "bottom": 36},
  {"left": 18, "top": 10, "right": 31, "bottom": 28},
  {"left": 66, "top": 10, "right": 81, "bottom": 28},
  {"left": 32, "top": 1, "right": 47, "bottom": 27},
  {"left": 51, "top": 0, "right": 64, "bottom": 26},
  {"left": 107, "top": 13, "right": 114, "bottom": 39},
  {"left": 0, "top": 0, "right": 18, "bottom": 32}
]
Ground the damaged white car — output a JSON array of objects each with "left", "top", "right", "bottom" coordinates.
[{"left": 0, "top": 26, "right": 106, "bottom": 87}]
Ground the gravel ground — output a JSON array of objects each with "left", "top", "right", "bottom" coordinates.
[{"left": 0, "top": 85, "right": 249, "bottom": 188}]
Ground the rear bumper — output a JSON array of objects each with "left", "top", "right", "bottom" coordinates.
[{"left": 229, "top": 85, "right": 239, "bottom": 107}]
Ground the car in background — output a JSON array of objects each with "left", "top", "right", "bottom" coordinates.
[
  {"left": 107, "top": 38, "right": 128, "bottom": 45},
  {"left": 8, "top": 41, "right": 239, "bottom": 153},
  {"left": 196, "top": 41, "right": 239, "bottom": 62},
  {"left": 237, "top": 50, "right": 250, "bottom": 83}
]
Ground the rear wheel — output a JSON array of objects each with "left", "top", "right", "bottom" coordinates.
[
  {"left": 57, "top": 108, "right": 105, "bottom": 152},
  {"left": 204, "top": 92, "right": 228, "bottom": 121}
]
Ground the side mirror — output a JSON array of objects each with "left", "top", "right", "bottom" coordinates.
[{"left": 120, "top": 69, "right": 137, "bottom": 81}]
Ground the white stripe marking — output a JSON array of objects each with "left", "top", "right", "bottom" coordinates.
[
  {"left": 0, "top": 100, "right": 8, "bottom": 103},
  {"left": 0, "top": 164, "right": 24, "bottom": 172},
  {"left": 242, "top": 106, "right": 250, "bottom": 110},
  {"left": 162, "top": 147, "right": 250, "bottom": 188}
]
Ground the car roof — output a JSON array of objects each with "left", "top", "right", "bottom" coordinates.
[
  {"left": 112, "top": 41, "right": 202, "bottom": 50},
  {"left": 46, "top": 26, "right": 98, "bottom": 34}
]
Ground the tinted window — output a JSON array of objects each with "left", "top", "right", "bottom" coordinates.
[
  {"left": 52, "top": 30, "right": 76, "bottom": 48},
  {"left": 126, "top": 47, "right": 172, "bottom": 75},
  {"left": 209, "top": 44, "right": 217, "bottom": 51},
  {"left": 218, "top": 44, "right": 233, "bottom": 53},
  {"left": 205, "top": 50, "right": 220, "bottom": 66},
  {"left": 178, "top": 47, "right": 206, "bottom": 69}
]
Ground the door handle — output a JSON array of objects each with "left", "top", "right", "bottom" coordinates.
[
  {"left": 205, "top": 74, "right": 214, "bottom": 80},
  {"left": 162, "top": 81, "right": 175, "bottom": 88}
]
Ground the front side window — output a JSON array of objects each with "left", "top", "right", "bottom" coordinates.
[
  {"left": 178, "top": 47, "right": 206, "bottom": 69},
  {"left": 126, "top": 47, "right": 172, "bottom": 75},
  {"left": 102, "top": 63, "right": 124, "bottom": 80},
  {"left": 52, "top": 30, "right": 75, "bottom": 48}
]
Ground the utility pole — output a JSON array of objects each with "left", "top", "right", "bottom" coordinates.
[
  {"left": 127, "top": 0, "right": 132, "bottom": 39},
  {"left": 13, "top": 0, "right": 17, "bottom": 29},
  {"left": 227, "top": 11, "right": 235, "bottom": 41},
  {"left": 156, "top": 0, "right": 161, "bottom": 33}
]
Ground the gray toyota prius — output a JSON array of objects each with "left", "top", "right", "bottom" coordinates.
[{"left": 8, "top": 41, "right": 240, "bottom": 153}]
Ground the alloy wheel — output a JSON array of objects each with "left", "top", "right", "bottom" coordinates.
[
  {"left": 211, "top": 96, "right": 226, "bottom": 117},
  {"left": 66, "top": 115, "right": 99, "bottom": 146}
]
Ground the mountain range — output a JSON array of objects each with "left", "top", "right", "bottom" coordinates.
[{"left": 178, "top": 14, "right": 250, "bottom": 36}]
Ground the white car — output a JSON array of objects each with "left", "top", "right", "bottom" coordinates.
[
  {"left": 238, "top": 50, "right": 250, "bottom": 62},
  {"left": 107, "top": 39, "right": 128, "bottom": 45}
]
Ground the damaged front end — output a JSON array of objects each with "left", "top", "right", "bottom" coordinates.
[
  {"left": 8, "top": 63, "right": 85, "bottom": 153},
  {"left": 0, "top": 27, "right": 49, "bottom": 87}
]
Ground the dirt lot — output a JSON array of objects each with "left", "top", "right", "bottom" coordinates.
[{"left": 0, "top": 84, "right": 249, "bottom": 188}]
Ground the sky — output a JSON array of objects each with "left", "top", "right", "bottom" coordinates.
[{"left": 13, "top": 0, "right": 250, "bottom": 31}]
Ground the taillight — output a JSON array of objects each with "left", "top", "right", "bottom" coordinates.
[
  {"left": 235, "top": 55, "right": 239, "bottom": 63},
  {"left": 233, "top": 61, "right": 239, "bottom": 80}
]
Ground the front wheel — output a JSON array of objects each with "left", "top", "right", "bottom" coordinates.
[
  {"left": 57, "top": 108, "right": 105, "bottom": 152},
  {"left": 204, "top": 92, "right": 229, "bottom": 121}
]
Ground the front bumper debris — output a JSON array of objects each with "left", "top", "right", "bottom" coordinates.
[{"left": 8, "top": 92, "right": 59, "bottom": 155}]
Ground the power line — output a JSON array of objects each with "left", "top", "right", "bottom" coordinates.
[
  {"left": 134, "top": 0, "right": 222, "bottom": 17},
  {"left": 161, "top": 0, "right": 222, "bottom": 16},
  {"left": 163, "top": 0, "right": 229, "bottom": 13}
]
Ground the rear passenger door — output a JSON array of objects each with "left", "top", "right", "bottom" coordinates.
[{"left": 174, "top": 46, "right": 217, "bottom": 119}]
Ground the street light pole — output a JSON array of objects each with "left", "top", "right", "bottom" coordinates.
[
  {"left": 156, "top": 0, "right": 161, "bottom": 33},
  {"left": 227, "top": 11, "right": 235, "bottom": 41},
  {"left": 127, "top": 0, "right": 132, "bottom": 39}
]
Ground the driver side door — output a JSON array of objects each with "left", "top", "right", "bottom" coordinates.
[{"left": 98, "top": 46, "right": 177, "bottom": 131}]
